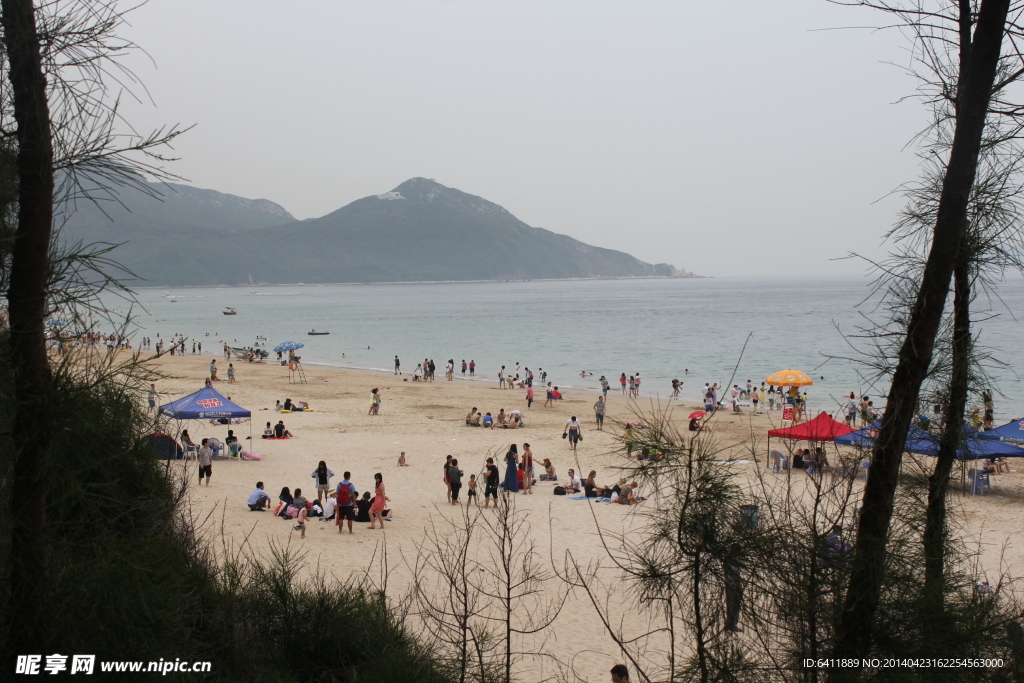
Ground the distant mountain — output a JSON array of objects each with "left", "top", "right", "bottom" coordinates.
[
  {"left": 60, "top": 177, "right": 698, "bottom": 286},
  {"left": 61, "top": 181, "right": 295, "bottom": 286}
]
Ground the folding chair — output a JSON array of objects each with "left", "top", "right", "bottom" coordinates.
[
  {"left": 182, "top": 442, "right": 199, "bottom": 460},
  {"left": 969, "top": 469, "right": 991, "bottom": 495}
]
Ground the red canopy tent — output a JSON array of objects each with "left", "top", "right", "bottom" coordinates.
[
  {"left": 768, "top": 411, "right": 856, "bottom": 441},
  {"left": 767, "top": 412, "right": 856, "bottom": 470}
]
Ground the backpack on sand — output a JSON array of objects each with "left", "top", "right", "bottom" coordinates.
[{"left": 553, "top": 486, "right": 566, "bottom": 496}]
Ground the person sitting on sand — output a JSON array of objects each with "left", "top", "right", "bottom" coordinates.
[
  {"left": 504, "top": 415, "right": 521, "bottom": 429},
  {"left": 615, "top": 481, "right": 638, "bottom": 505},
  {"left": 539, "top": 458, "right": 556, "bottom": 481},
  {"left": 278, "top": 486, "right": 293, "bottom": 516},
  {"left": 295, "top": 400, "right": 310, "bottom": 411},
  {"left": 483, "top": 412, "right": 494, "bottom": 429},
  {"left": 274, "top": 421, "right": 292, "bottom": 438},
  {"left": 274, "top": 400, "right": 282, "bottom": 412},
  {"left": 262, "top": 422, "right": 274, "bottom": 439},
  {"left": 469, "top": 410, "right": 482, "bottom": 427},
  {"left": 292, "top": 487, "right": 308, "bottom": 509},
  {"left": 247, "top": 481, "right": 271, "bottom": 511},
  {"left": 398, "top": 451, "right": 409, "bottom": 466},
  {"left": 466, "top": 407, "right": 479, "bottom": 426},
  {"left": 496, "top": 408, "right": 507, "bottom": 426},
  {"left": 355, "top": 491, "right": 372, "bottom": 522},
  {"left": 565, "top": 468, "right": 583, "bottom": 494},
  {"left": 584, "top": 471, "right": 605, "bottom": 498},
  {"left": 283, "top": 398, "right": 294, "bottom": 411}
]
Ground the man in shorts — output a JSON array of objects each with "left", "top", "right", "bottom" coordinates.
[
  {"left": 198, "top": 438, "right": 213, "bottom": 486},
  {"left": 594, "top": 395, "right": 606, "bottom": 430},
  {"left": 336, "top": 472, "right": 358, "bottom": 534},
  {"left": 147, "top": 383, "right": 158, "bottom": 415},
  {"left": 483, "top": 457, "right": 499, "bottom": 508}
]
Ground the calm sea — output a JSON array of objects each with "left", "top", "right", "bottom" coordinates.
[{"left": 114, "top": 277, "right": 1024, "bottom": 417}]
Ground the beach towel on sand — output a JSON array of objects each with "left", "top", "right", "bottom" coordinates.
[{"left": 568, "top": 496, "right": 611, "bottom": 502}]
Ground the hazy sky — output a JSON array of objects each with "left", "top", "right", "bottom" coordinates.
[{"left": 117, "top": 0, "right": 931, "bottom": 276}]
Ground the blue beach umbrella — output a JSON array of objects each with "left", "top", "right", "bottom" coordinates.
[{"left": 273, "top": 341, "right": 304, "bottom": 353}]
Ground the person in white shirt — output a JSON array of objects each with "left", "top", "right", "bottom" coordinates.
[
  {"left": 844, "top": 393, "right": 858, "bottom": 426},
  {"left": 322, "top": 491, "right": 338, "bottom": 520},
  {"left": 564, "top": 416, "right": 582, "bottom": 450},
  {"left": 565, "top": 468, "right": 583, "bottom": 493}
]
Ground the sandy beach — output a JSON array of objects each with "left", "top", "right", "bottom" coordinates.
[{"left": 147, "top": 352, "right": 1024, "bottom": 680}]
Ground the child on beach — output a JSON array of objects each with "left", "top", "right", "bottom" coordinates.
[
  {"left": 467, "top": 474, "right": 478, "bottom": 506},
  {"left": 526, "top": 385, "right": 534, "bottom": 408},
  {"left": 398, "top": 451, "right": 409, "bottom": 466},
  {"left": 228, "top": 363, "right": 236, "bottom": 383},
  {"left": 294, "top": 505, "right": 307, "bottom": 538}
]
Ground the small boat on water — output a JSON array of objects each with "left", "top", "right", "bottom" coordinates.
[
  {"left": 223, "top": 307, "right": 237, "bottom": 315},
  {"left": 308, "top": 329, "right": 330, "bottom": 336}
]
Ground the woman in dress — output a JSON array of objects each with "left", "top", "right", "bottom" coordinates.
[
  {"left": 503, "top": 444, "right": 519, "bottom": 493},
  {"left": 368, "top": 473, "right": 389, "bottom": 529}
]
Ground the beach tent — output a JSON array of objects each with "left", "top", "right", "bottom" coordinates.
[
  {"left": 835, "top": 423, "right": 1024, "bottom": 459},
  {"left": 159, "top": 385, "right": 251, "bottom": 420},
  {"left": 767, "top": 411, "right": 855, "bottom": 441},
  {"left": 144, "top": 432, "right": 183, "bottom": 460},
  {"left": 159, "top": 386, "right": 253, "bottom": 451},
  {"left": 983, "top": 418, "right": 1024, "bottom": 445}
]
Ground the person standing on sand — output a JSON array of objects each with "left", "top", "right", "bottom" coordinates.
[
  {"left": 594, "top": 395, "right": 606, "bottom": 430},
  {"left": 369, "top": 388, "right": 381, "bottom": 415},
  {"left": 498, "top": 366, "right": 506, "bottom": 389},
  {"left": 526, "top": 385, "right": 534, "bottom": 408},
  {"left": 671, "top": 379, "right": 680, "bottom": 399},
  {"left": 198, "top": 439, "right": 213, "bottom": 486},
  {"left": 448, "top": 459, "right": 464, "bottom": 504},
  {"left": 564, "top": 416, "right": 582, "bottom": 451},
  {"left": 311, "top": 460, "right": 335, "bottom": 505},
  {"left": 394, "top": 355, "right": 401, "bottom": 375},
  {"left": 634, "top": 373, "right": 641, "bottom": 397},
  {"left": 443, "top": 455, "right": 453, "bottom": 502},
  {"left": 844, "top": 392, "right": 857, "bottom": 426},
  {"left": 368, "top": 473, "right": 389, "bottom": 529},
  {"left": 147, "top": 384, "right": 159, "bottom": 415},
  {"left": 227, "top": 363, "right": 236, "bottom": 384},
  {"left": 209, "top": 360, "right": 218, "bottom": 381},
  {"left": 628, "top": 375, "right": 635, "bottom": 397},
  {"left": 461, "top": 359, "right": 467, "bottom": 375},
  {"left": 600, "top": 376, "right": 610, "bottom": 400},
  {"left": 503, "top": 445, "right": 519, "bottom": 493},
  {"left": 544, "top": 383, "right": 554, "bottom": 408},
  {"left": 469, "top": 360, "right": 475, "bottom": 376},
  {"left": 336, "top": 473, "right": 357, "bottom": 534},
  {"left": 521, "top": 443, "right": 534, "bottom": 494},
  {"left": 620, "top": 373, "right": 627, "bottom": 395},
  {"left": 484, "top": 457, "right": 500, "bottom": 507}
]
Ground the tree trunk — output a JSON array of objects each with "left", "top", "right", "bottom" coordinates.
[
  {"left": 831, "top": 0, "right": 1009, "bottom": 673},
  {"left": 923, "top": 255, "right": 971, "bottom": 616},
  {"left": 2, "top": 0, "right": 55, "bottom": 656}
]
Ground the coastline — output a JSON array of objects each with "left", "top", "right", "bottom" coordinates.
[{"left": 145, "top": 352, "right": 1024, "bottom": 678}]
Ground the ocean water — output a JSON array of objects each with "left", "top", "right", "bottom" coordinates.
[{"left": 115, "top": 277, "right": 1024, "bottom": 416}]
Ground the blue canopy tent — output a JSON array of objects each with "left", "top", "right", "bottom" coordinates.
[
  {"left": 159, "top": 386, "right": 252, "bottom": 456},
  {"left": 983, "top": 418, "right": 1024, "bottom": 445},
  {"left": 835, "top": 422, "right": 1024, "bottom": 494},
  {"left": 836, "top": 423, "right": 1024, "bottom": 459}
]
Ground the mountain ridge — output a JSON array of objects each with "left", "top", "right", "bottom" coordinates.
[{"left": 60, "top": 177, "right": 700, "bottom": 286}]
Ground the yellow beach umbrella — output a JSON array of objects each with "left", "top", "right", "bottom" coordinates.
[{"left": 765, "top": 369, "right": 814, "bottom": 386}]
